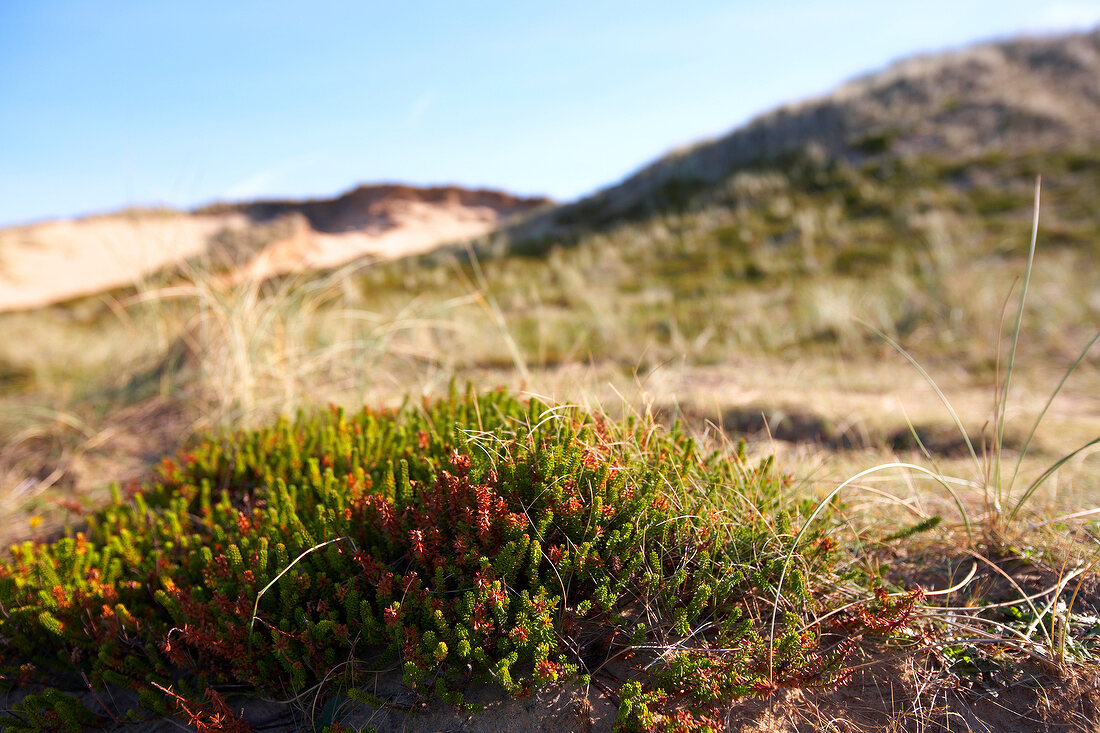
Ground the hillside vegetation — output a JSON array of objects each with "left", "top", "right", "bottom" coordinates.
[{"left": 378, "top": 145, "right": 1100, "bottom": 368}]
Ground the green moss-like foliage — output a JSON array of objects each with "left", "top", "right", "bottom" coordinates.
[
  {"left": 0, "top": 689, "right": 100, "bottom": 732},
  {"left": 0, "top": 389, "right": 901, "bottom": 731}
]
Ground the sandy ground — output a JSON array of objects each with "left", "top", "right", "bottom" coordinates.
[
  {"left": 230, "top": 200, "right": 503, "bottom": 283},
  {"left": 0, "top": 213, "right": 250, "bottom": 310},
  {"left": 0, "top": 199, "right": 509, "bottom": 312}
]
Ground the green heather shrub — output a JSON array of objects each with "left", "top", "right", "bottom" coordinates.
[
  {"left": 0, "top": 389, "right": 910, "bottom": 731},
  {"left": 1, "top": 689, "right": 98, "bottom": 732}
]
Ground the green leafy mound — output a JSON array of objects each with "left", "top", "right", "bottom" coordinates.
[{"left": 0, "top": 390, "right": 900, "bottom": 731}]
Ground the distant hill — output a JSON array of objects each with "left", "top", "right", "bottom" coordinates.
[
  {"left": 0, "top": 184, "right": 549, "bottom": 312},
  {"left": 372, "top": 26, "right": 1098, "bottom": 372},
  {"left": 508, "top": 27, "right": 1100, "bottom": 242},
  {"left": 197, "top": 185, "right": 547, "bottom": 235}
]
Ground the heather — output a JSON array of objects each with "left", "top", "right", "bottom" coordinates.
[{"left": 0, "top": 389, "right": 923, "bottom": 730}]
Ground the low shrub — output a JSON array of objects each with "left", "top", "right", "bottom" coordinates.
[{"left": 0, "top": 389, "right": 902, "bottom": 731}]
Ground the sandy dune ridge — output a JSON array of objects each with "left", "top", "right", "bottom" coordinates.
[{"left": 0, "top": 185, "right": 549, "bottom": 312}]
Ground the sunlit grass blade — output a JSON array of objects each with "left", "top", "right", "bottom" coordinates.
[
  {"left": 768, "top": 461, "right": 973, "bottom": 680},
  {"left": 858, "top": 320, "right": 983, "bottom": 478},
  {"left": 995, "top": 177, "right": 1041, "bottom": 500},
  {"left": 1007, "top": 436, "right": 1100, "bottom": 526},
  {"left": 1007, "top": 328, "right": 1100, "bottom": 497}
]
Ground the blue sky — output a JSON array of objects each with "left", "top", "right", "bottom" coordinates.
[{"left": 2, "top": 1, "right": 1099, "bottom": 226}]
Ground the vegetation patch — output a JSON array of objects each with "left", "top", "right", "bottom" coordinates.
[
  {"left": 0, "top": 389, "right": 922, "bottom": 731},
  {"left": 0, "top": 360, "right": 33, "bottom": 396}
]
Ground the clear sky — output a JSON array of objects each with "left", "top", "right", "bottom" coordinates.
[{"left": 2, "top": 1, "right": 1099, "bottom": 226}]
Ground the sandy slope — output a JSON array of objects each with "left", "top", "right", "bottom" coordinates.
[
  {"left": 0, "top": 187, "right": 543, "bottom": 312},
  {"left": 229, "top": 198, "right": 506, "bottom": 283},
  {"left": 0, "top": 213, "right": 251, "bottom": 311}
]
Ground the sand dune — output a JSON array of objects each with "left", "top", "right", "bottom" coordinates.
[
  {"left": 229, "top": 198, "right": 509, "bottom": 283},
  {"left": 0, "top": 186, "right": 547, "bottom": 312},
  {"left": 0, "top": 213, "right": 250, "bottom": 311}
]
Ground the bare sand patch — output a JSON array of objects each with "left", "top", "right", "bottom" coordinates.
[
  {"left": 0, "top": 213, "right": 250, "bottom": 311},
  {"left": 0, "top": 186, "right": 546, "bottom": 312}
]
